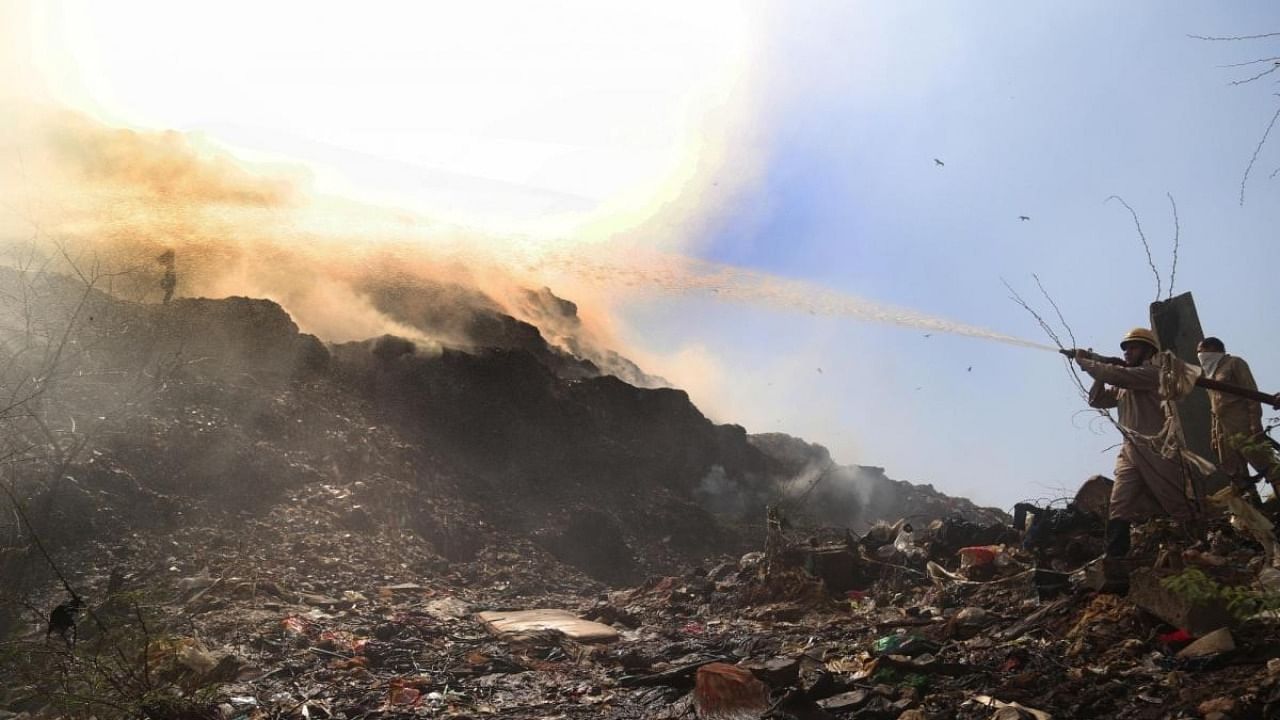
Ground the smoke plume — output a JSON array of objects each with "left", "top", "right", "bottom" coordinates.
[{"left": 1, "top": 106, "right": 1048, "bottom": 395}]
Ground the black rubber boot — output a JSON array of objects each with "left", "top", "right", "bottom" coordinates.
[
  {"left": 1105, "top": 519, "right": 1131, "bottom": 559},
  {"left": 1101, "top": 519, "right": 1131, "bottom": 595}
]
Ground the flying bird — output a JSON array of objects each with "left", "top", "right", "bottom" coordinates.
[
  {"left": 923, "top": 334, "right": 932, "bottom": 338},
  {"left": 817, "top": 368, "right": 823, "bottom": 374},
  {"left": 967, "top": 366, "right": 972, "bottom": 372},
  {"left": 1018, "top": 215, "right": 1031, "bottom": 222},
  {"left": 933, "top": 158, "right": 945, "bottom": 167}
]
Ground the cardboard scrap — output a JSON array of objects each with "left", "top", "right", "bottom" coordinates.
[{"left": 476, "top": 609, "right": 619, "bottom": 643}]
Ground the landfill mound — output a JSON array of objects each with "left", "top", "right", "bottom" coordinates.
[
  {"left": 6, "top": 477, "right": 1280, "bottom": 719},
  {"left": 0, "top": 268, "right": 997, "bottom": 599},
  {"left": 748, "top": 434, "right": 1009, "bottom": 531},
  {"left": 13, "top": 271, "right": 1279, "bottom": 718}
]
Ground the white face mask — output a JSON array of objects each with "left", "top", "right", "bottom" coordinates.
[{"left": 1198, "top": 351, "right": 1224, "bottom": 376}]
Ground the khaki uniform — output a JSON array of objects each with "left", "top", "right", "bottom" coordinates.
[
  {"left": 1082, "top": 358, "right": 1196, "bottom": 522},
  {"left": 1206, "top": 355, "right": 1278, "bottom": 485}
]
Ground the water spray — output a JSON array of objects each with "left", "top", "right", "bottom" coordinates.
[{"left": 526, "top": 247, "right": 1059, "bottom": 352}]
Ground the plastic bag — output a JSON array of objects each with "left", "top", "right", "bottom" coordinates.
[
  {"left": 958, "top": 545, "right": 1010, "bottom": 569},
  {"left": 893, "top": 524, "right": 924, "bottom": 558}
]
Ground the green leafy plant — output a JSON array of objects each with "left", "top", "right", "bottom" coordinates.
[
  {"left": 1161, "top": 568, "right": 1220, "bottom": 605},
  {"left": 1228, "top": 431, "right": 1280, "bottom": 482},
  {"left": 1161, "top": 567, "right": 1280, "bottom": 621}
]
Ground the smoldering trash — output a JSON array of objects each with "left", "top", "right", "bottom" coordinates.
[{"left": 3, "top": 272, "right": 1280, "bottom": 719}]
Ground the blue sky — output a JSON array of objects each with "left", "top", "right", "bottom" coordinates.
[{"left": 618, "top": 2, "right": 1280, "bottom": 507}]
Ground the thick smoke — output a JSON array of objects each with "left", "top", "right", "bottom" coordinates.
[
  {"left": 0, "top": 106, "right": 640, "bottom": 366},
  {"left": 44, "top": 111, "right": 294, "bottom": 207},
  {"left": 2, "top": 104, "right": 1049, "bottom": 417},
  {"left": 781, "top": 462, "right": 878, "bottom": 530},
  {"left": 694, "top": 465, "right": 746, "bottom": 518}
]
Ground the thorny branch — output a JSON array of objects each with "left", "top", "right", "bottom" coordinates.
[
  {"left": 1166, "top": 193, "right": 1179, "bottom": 299},
  {"left": 1104, "top": 195, "right": 1162, "bottom": 301},
  {"left": 1032, "top": 274, "right": 1077, "bottom": 350},
  {"left": 0, "top": 478, "right": 79, "bottom": 609},
  {"left": 1231, "top": 64, "right": 1280, "bottom": 86},
  {"left": 1192, "top": 28, "right": 1280, "bottom": 203},
  {"left": 1002, "top": 279, "right": 1063, "bottom": 348},
  {"left": 1188, "top": 31, "right": 1280, "bottom": 42},
  {"left": 1241, "top": 101, "right": 1280, "bottom": 206},
  {"left": 1002, "top": 278, "right": 1089, "bottom": 404},
  {"left": 1219, "top": 55, "right": 1280, "bottom": 68},
  {"left": 1003, "top": 278, "right": 1123, "bottom": 439}
]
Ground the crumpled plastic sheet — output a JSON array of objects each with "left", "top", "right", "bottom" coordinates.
[{"left": 1211, "top": 485, "right": 1280, "bottom": 569}]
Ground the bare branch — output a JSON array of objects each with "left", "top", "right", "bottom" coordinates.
[
  {"left": 54, "top": 241, "right": 91, "bottom": 287},
  {"left": 1004, "top": 277, "right": 1121, "bottom": 440},
  {"left": 1240, "top": 102, "right": 1280, "bottom": 205},
  {"left": 26, "top": 411, "right": 65, "bottom": 469},
  {"left": 1166, "top": 193, "right": 1180, "bottom": 299},
  {"left": 1189, "top": 31, "right": 1280, "bottom": 41},
  {"left": 1231, "top": 64, "right": 1280, "bottom": 85},
  {"left": 1105, "top": 195, "right": 1162, "bottom": 300},
  {"left": 35, "top": 272, "right": 99, "bottom": 403},
  {"left": 1004, "top": 278, "right": 1084, "bottom": 402},
  {"left": 1002, "top": 278, "right": 1065, "bottom": 350},
  {"left": 1219, "top": 56, "right": 1280, "bottom": 68},
  {"left": 1032, "top": 274, "right": 1077, "bottom": 349},
  {"left": 0, "top": 477, "right": 80, "bottom": 605}
]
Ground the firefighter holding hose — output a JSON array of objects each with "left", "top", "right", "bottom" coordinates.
[{"left": 1073, "top": 328, "right": 1198, "bottom": 592}]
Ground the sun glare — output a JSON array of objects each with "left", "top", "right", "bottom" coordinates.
[{"left": 28, "top": 1, "right": 754, "bottom": 238}]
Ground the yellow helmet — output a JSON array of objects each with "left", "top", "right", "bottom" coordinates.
[{"left": 1120, "top": 327, "right": 1159, "bottom": 351}]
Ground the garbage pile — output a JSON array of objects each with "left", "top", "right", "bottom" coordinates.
[
  {"left": 4, "top": 284, "right": 1280, "bottom": 718},
  {"left": 5, "top": 475, "right": 1280, "bottom": 720},
  {"left": 0, "top": 284, "right": 1004, "bottom": 602}
]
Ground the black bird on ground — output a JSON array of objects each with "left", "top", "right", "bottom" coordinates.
[{"left": 46, "top": 596, "right": 85, "bottom": 647}]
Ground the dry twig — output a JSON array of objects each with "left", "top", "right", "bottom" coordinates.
[
  {"left": 1231, "top": 64, "right": 1280, "bottom": 86},
  {"left": 1166, "top": 193, "right": 1180, "bottom": 299},
  {"left": 1189, "top": 32, "right": 1280, "bottom": 41},
  {"left": 1033, "top": 274, "right": 1077, "bottom": 349},
  {"left": 1104, "top": 195, "right": 1162, "bottom": 301},
  {"left": 1241, "top": 101, "right": 1280, "bottom": 205},
  {"left": 1219, "top": 55, "right": 1280, "bottom": 68}
]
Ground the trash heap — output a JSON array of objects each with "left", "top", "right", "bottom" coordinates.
[
  {"left": 6, "top": 478, "right": 1280, "bottom": 720},
  {"left": 3, "top": 282, "right": 1279, "bottom": 718}
]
